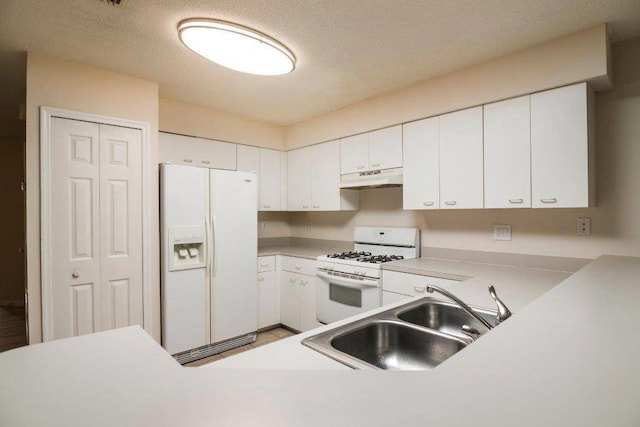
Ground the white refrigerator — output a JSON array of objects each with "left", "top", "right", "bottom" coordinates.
[{"left": 160, "top": 164, "right": 257, "bottom": 360}]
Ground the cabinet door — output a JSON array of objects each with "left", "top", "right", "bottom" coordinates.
[
  {"left": 287, "top": 147, "right": 312, "bottom": 211},
  {"left": 311, "top": 140, "right": 341, "bottom": 211},
  {"left": 158, "top": 132, "right": 199, "bottom": 166},
  {"left": 257, "top": 271, "right": 278, "bottom": 329},
  {"left": 340, "top": 133, "right": 369, "bottom": 174},
  {"left": 280, "top": 271, "right": 300, "bottom": 330},
  {"left": 439, "top": 106, "right": 484, "bottom": 209},
  {"left": 259, "top": 148, "right": 282, "bottom": 211},
  {"left": 402, "top": 117, "right": 439, "bottom": 210},
  {"left": 195, "top": 137, "right": 236, "bottom": 170},
  {"left": 237, "top": 145, "right": 260, "bottom": 207},
  {"left": 531, "top": 83, "right": 590, "bottom": 208},
  {"left": 368, "top": 125, "right": 402, "bottom": 170},
  {"left": 484, "top": 95, "right": 531, "bottom": 208},
  {"left": 298, "top": 276, "right": 318, "bottom": 332}
]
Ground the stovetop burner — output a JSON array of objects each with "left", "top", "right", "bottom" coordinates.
[
  {"left": 325, "top": 252, "right": 404, "bottom": 264},
  {"left": 327, "top": 251, "right": 372, "bottom": 260},
  {"left": 360, "top": 255, "right": 405, "bottom": 264}
]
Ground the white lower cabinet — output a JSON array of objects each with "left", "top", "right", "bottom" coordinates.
[
  {"left": 382, "top": 270, "right": 461, "bottom": 307},
  {"left": 257, "top": 256, "right": 279, "bottom": 329},
  {"left": 279, "top": 256, "right": 320, "bottom": 332}
]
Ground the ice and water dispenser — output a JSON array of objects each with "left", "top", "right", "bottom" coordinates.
[{"left": 167, "top": 226, "right": 206, "bottom": 271}]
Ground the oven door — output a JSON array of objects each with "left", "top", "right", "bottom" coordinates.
[{"left": 316, "top": 270, "right": 381, "bottom": 325}]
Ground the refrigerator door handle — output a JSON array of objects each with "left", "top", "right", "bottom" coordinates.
[{"left": 211, "top": 213, "right": 218, "bottom": 278}]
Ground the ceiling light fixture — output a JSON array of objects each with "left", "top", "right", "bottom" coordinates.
[{"left": 178, "top": 18, "right": 296, "bottom": 76}]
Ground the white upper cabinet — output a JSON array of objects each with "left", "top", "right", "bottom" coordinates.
[
  {"left": 259, "top": 148, "right": 287, "bottom": 211},
  {"left": 288, "top": 141, "right": 359, "bottom": 211},
  {"left": 340, "top": 133, "right": 369, "bottom": 174},
  {"left": 484, "top": 95, "right": 531, "bottom": 208},
  {"left": 158, "top": 132, "right": 236, "bottom": 170},
  {"left": 287, "top": 147, "right": 313, "bottom": 211},
  {"left": 311, "top": 141, "right": 341, "bottom": 211},
  {"left": 236, "top": 145, "right": 259, "bottom": 173},
  {"left": 439, "top": 106, "right": 484, "bottom": 209},
  {"left": 236, "top": 145, "right": 260, "bottom": 206},
  {"left": 531, "top": 82, "right": 593, "bottom": 208},
  {"left": 402, "top": 117, "right": 439, "bottom": 210},
  {"left": 368, "top": 125, "right": 402, "bottom": 170},
  {"left": 340, "top": 125, "right": 402, "bottom": 175}
]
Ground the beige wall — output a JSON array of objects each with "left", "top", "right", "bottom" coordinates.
[
  {"left": 26, "top": 53, "right": 160, "bottom": 343},
  {"left": 289, "top": 36, "right": 640, "bottom": 259},
  {"left": 159, "top": 98, "right": 285, "bottom": 150},
  {"left": 285, "top": 25, "right": 610, "bottom": 149}
]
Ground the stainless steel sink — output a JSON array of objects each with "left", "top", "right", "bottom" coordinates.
[
  {"left": 396, "top": 300, "right": 497, "bottom": 340},
  {"left": 330, "top": 320, "right": 467, "bottom": 370},
  {"left": 302, "top": 296, "right": 499, "bottom": 370}
]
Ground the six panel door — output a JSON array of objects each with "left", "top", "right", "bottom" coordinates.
[{"left": 50, "top": 117, "right": 143, "bottom": 340}]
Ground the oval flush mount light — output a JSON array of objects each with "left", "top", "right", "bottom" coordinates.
[{"left": 178, "top": 18, "right": 296, "bottom": 76}]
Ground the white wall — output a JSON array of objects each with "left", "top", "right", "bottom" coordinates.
[
  {"left": 26, "top": 53, "right": 160, "bottom": 343},
  {"left": 289, "top": 36, "right": 640, "bottom": 259},
  {"left": 159, "top": 98, "right": 285, "bottom": 150},
  {"left": 285, "top": 25, "right": 610, "bottom": 149}
]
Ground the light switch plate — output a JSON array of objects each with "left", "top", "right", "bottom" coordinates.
[{"left": 493, "top": 224, "right": 512, "bottom": 241}]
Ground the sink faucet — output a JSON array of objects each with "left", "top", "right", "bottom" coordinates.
[
  {"left": 425, "top": 285, "right": 494, "bottom": 331},
  {"left": 425, "top": 285, "right": 513, "bottom": 331}
]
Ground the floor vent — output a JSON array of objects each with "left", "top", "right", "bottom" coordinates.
[{"left": 173, "top": 332, "right": 257, "bottom": 365}]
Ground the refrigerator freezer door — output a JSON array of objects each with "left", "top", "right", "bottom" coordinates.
[
  {"left": 160, "top": 164, "right": 208, "bottom": 355},
  {"left": 209, "top": 170, "right": 258, "bottom": 343}
]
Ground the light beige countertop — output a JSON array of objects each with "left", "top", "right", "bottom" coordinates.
[
  {"left": 258, "top": 245, "right": 345, "bottom": 260},
  {"left": 2, "top": 256, "right": 640, "bottom": 426},
  {"left": 382, "top": 257, "right": 574, "bottom": 312}
]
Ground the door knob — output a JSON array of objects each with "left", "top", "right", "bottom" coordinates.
[{"left": 72, "top": 271, "right": 80, "bottom": 278}]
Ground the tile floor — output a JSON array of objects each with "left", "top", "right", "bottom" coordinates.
[
  {"left": 185, "top": 327, "right": 297, "bottom": 367},
  {"left": 0, "top": 305, "right": 28, "bottom": 353}
]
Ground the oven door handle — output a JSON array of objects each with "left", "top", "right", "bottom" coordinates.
[{"left": 316, "top": 271, "right": 379, "bottom": 288}]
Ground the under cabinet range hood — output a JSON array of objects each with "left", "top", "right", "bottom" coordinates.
[{"left": 339, "top": 168, "right": 403, "bottom": 189}]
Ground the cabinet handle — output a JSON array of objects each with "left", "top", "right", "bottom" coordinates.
[
  {"left": 257, "top": 277, "right": 265, "bottom": 282},
  {"left": 201, "top": 160, "right": 211, "bottom": 165},
  {"left": 356, "top": 165, "right": 365, "bottom": 170},
  {"left": 183, "top": 159, "right": 193, "bottom": 163},
  {"left": 414, "top": 286, "right": 426, "bottom": 293},
  {"left": 444, "top": 201, "right": 457, "bottom": 206},
  {"left": 263, "top": 205, "right": 271, "bottom": 209},
  {"left": 371, "top": 163, "right": 381, "bottom": 168},
  {"left": 302, "top": 205, "right": 309, "bottom": 209},
  {"left": 300, "top": 279, "right": 308, "bottom": 285},
  {"left": 313, "top": 205, "right": 320, "bottom": 209},
  {"left": 540, "top": 198, "right": 557, "bottom": 204},
  {"left": 509, "top": 198, "right": 524, "bottom": 204},
  {"left": 422, "top": 201, "right": 434, "bottom": 207},
  {"left": 295, "top": 264, "right": 302, "bottom": 270},
  {"left": 260, "top": 263, "right": 269, "bottom": 267},
  {"left": 289, "top": 277, "right": 297, "bottom": 283}
]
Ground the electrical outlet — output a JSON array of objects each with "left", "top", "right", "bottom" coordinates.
[
  {"left": 577, "top": 217, "right": 591, "bottom": 236},
  {"left": 493, "top": 224, "right": 512, "bottom": 241},
  {"left": 307, "top": 221, "right": 313, "bottom": 230}
]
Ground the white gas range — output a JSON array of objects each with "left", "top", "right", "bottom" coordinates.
[{"left": 316, "top": 227, "right": 420, "bottom": 324}]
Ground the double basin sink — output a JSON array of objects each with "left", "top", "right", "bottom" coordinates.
[{"left": 302, "top": 297, "right": 497, "bottom": 370}]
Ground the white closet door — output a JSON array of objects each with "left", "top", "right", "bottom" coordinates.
[
  {"left": 49, "top": 117, "right": 143, "bottom": 340},
  {"left": 50, "top": 118, "right": 102, "bottom": 339},
  {"left": 99, "top": 124, "right": 143, "bottom": 330}
]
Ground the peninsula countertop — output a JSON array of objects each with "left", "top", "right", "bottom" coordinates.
[{"left": 2, "top": 256, "right": 640, "bottom": 426}]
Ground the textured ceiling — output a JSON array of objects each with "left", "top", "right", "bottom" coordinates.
[{"left": 0, "top": 0, "right": 639, "bottom": 125}]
